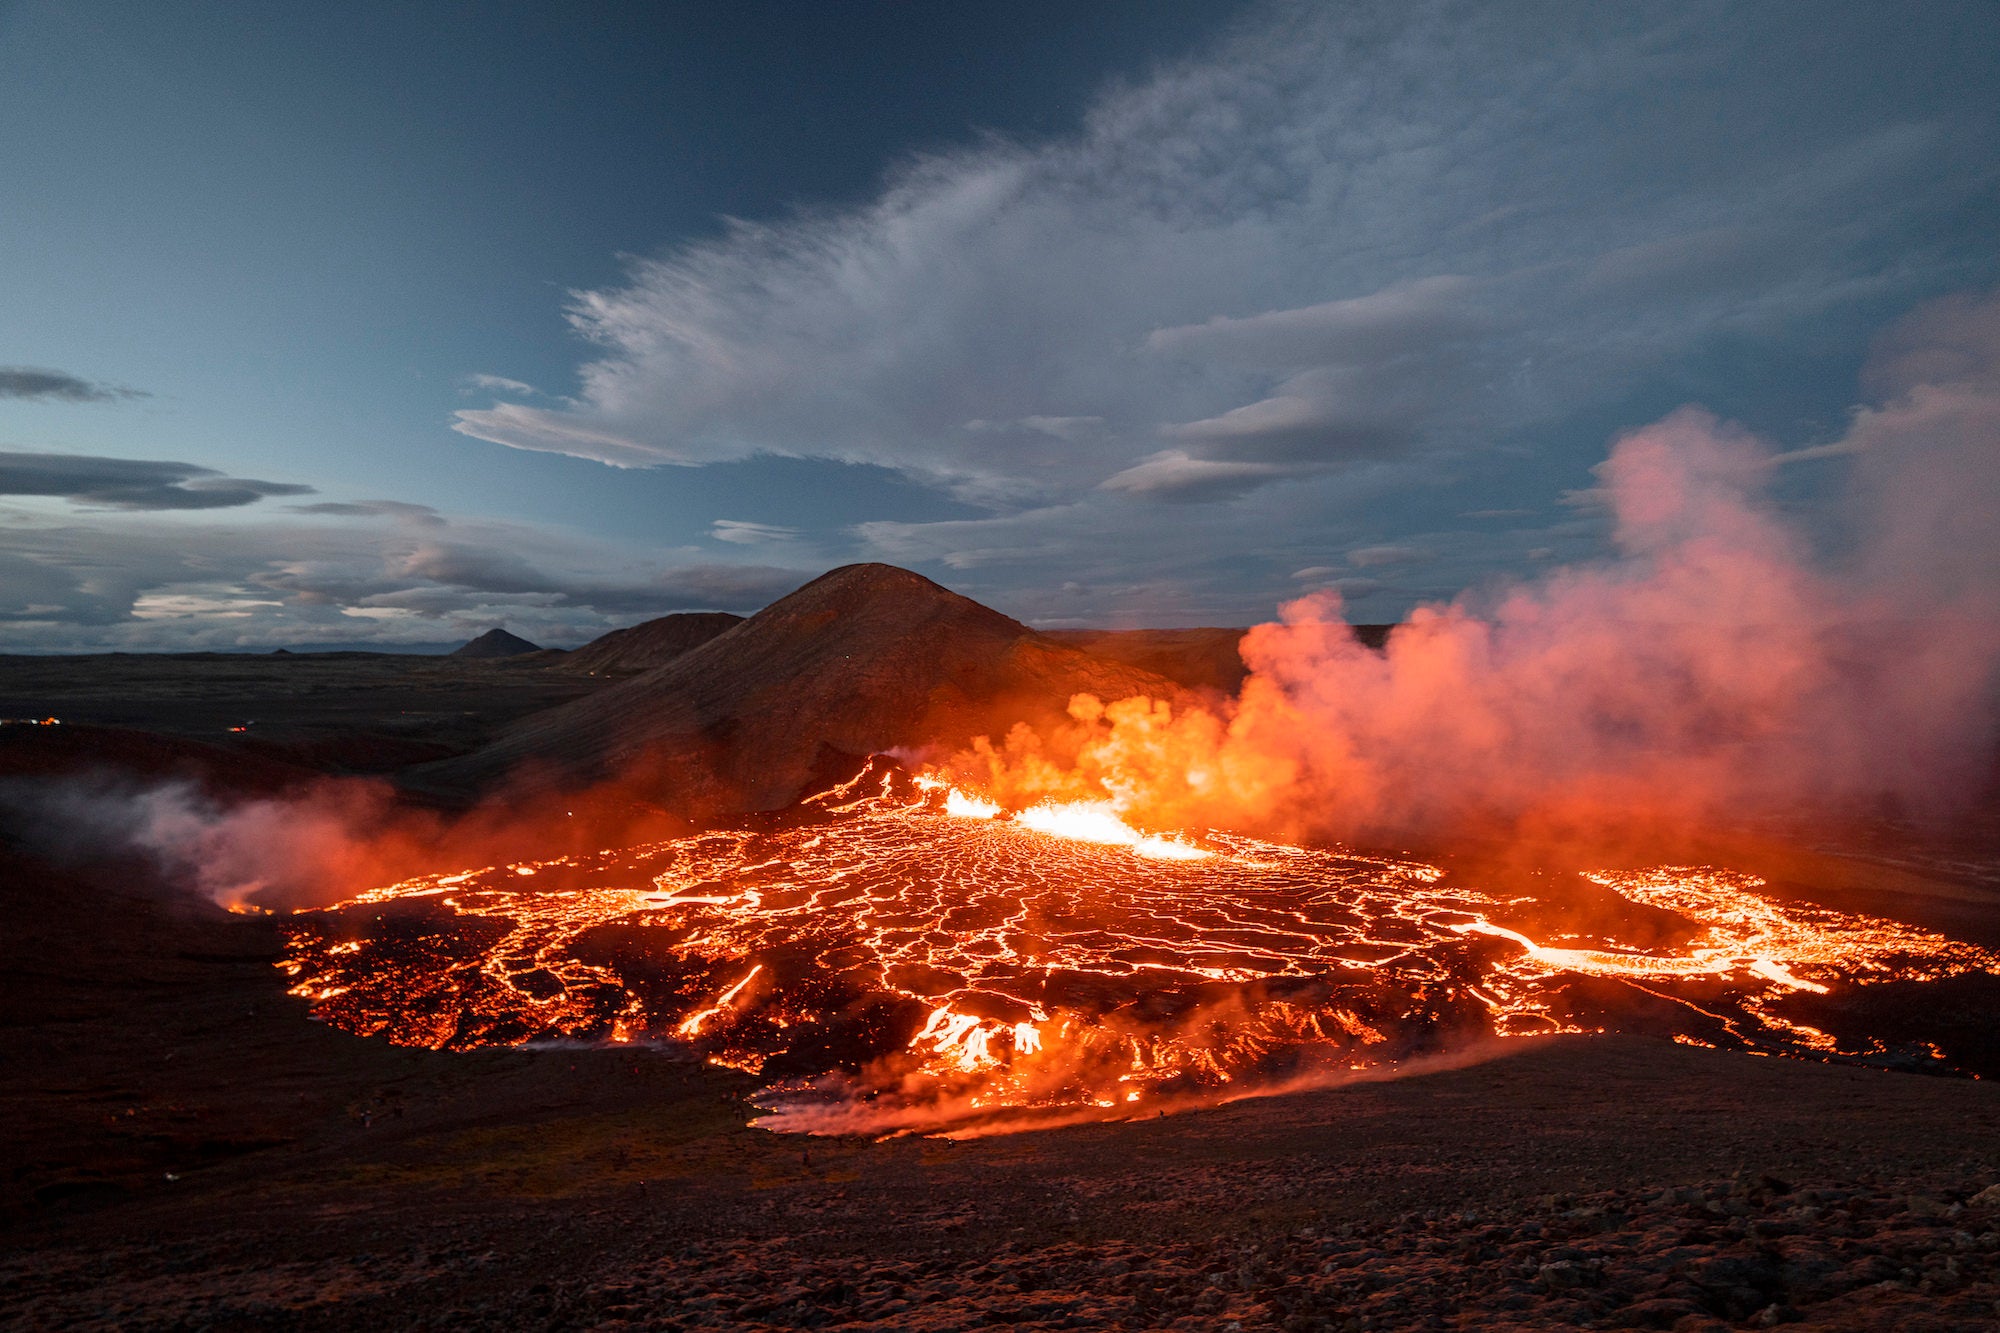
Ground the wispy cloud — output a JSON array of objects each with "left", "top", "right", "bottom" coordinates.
[
  {"left": 710, "top": 519, "right": 800, "bottom": 545},
  {"left": 0, "top": 450, "right": 807, "bottom": 647},
  {"left": 1099, "top": 451, "right": 1303, "bottom": 501},
  {"left": 0, "top": 498, "right": 810, "bottom": 650},
  {"left": 1144, "top": 276, "right": 1490, "bottom": 369},
  {"left": 453, "top": 3, "right": 1993, "bottom": 527},
  {"left": 458, "top": 373, "right": 539, "bottom": 397},
  {"left": 964, "top": 415, "right": 1106, "bottom": 442},
  {"left": 1346, "top": 545, "right": 1435, "bottom": 569},
  {"left": 0, "top": 367, "right": 146, "bottom": 403},
  {"left": 287, "top": 499, "right": 447, "bottom": 526},
  {"left": 0, "top": 451, "right": 312, "bottom": 510}
]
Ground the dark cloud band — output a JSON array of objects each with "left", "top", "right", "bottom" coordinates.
[
  {"left": 0, "top": 451, "right": 313, "bottom": 510},
  {"left": 0, "top": 367, "right": 145, "bottom": 403}
]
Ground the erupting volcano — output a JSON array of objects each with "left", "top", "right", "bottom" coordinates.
[
  {"left": 15, "top": 11, "right": 2000, "bottom": 1325},
  {"left": 280, "top": 757, "right": 1998, "bottom": 1138}
]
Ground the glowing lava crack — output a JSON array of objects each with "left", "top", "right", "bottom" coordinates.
[{"left": 279, "top": 762, "right": 1999, "bottom": 1136}]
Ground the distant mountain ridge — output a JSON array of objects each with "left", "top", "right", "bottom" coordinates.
[{"left": 449, "top": 628, "right": 543, "bottom": 658}]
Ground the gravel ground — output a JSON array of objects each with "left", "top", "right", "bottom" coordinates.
[
  {"left": 572, "top": 1178, "right": 2000, "bottom": 1332},
  {"left": 8, "top": 1172, "right": 2000, "bottom": 1330}
]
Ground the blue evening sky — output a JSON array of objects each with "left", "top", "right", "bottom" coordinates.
[{"left": 2, "top": 1, "right": 1996, "bottom": 648}]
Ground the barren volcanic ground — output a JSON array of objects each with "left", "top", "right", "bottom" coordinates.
[
  {"left": 0, "top": 650, "right": 607, "bottom": 777},
  {"left": 6, "top": 617, "right": 2000, "bottom": 1330}
]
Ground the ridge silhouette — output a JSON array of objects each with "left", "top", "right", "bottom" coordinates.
[
  {"left": 448, "top": 627, "right": 543, "bottom": 658},
  {"left": 561, "top": 611, "right": 744, "bottom": 676},
  {"left": 420, "top": 563, "right": 1186, "bottom": 814}
]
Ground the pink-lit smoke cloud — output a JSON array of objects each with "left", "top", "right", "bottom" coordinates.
[{"left": 954, "top": 291, "right": 2000, "bottom": 842}]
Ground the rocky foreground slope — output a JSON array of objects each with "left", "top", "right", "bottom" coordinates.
[{"left": 528, "top": 1176, "right": 2000, "bottom": 1332}]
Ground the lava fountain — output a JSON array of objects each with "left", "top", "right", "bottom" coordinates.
[{"left": 278, "top": 758, "right": 1997, "bottom": 1137}]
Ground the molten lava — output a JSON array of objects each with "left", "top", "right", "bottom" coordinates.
[{"left": 279, "top": 761, "right": 1998, "bottom": 1137}]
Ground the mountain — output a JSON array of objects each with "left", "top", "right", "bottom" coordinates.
[
  {"left": 418, "top": 564, "right": 1183, "bottom": 814},
  {"left": 449, "top": 628, "right": 543, "bottom": 659},
  {"left": 559, "top": 612, "right": 745, "bottom": 676}
]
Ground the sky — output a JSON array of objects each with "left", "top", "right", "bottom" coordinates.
[{"left": 2, "top": 0, "right": 1996, "bottom": 651}]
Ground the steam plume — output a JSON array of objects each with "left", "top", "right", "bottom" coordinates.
[
  {"left": 1, "top": 768, "right": 691, "bottom": 912},
  {"left": 953, "top": 292, "right": 2000, "bottom": 843}
]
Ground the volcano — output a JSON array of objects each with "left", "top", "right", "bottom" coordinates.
[
  {"left": 12, "top": 574, "right": 2000, "bottom": 1329},
  {"left": 448, "top": 627, "right": 543, "bottom": 658},
  {"left": 558, "top": 610, "right": 744, "bottom": 676},
  {"left": 418, "top": 564, "right": 1182, "bottom": 813}
]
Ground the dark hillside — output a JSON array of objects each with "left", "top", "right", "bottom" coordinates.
[
  {"left": 420, "top": 564, "right": 1185, "bottom": 813},
  {"left": 559, "top": 612, "right": 744, "bottom": 676}
]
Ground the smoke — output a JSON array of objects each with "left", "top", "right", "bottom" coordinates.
[
  {"left": 0, "top": 762, "right": 696, "bottom": 912},
  {"left": 753, "top": 1038, "right": 1530, "bottom": 1141},
  {"left": 1, "top": 775, "right": 429, "bottom": 910},
  {"left": 951, "top": 292, "right": 2000, "bottom": 844}
]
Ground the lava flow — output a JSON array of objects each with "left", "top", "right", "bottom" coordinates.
[{"left": 279, "top": 759, "right": 1999, "bottom": 1137}]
